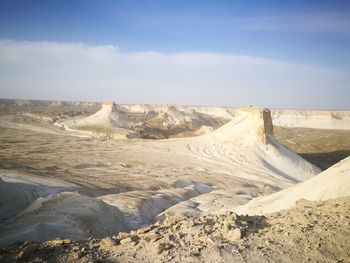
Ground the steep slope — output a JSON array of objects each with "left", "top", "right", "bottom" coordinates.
[
  {"left": 153, "top": 108, "right": 322, "bottom": 217},
  {"left": 99, "top": 184, "right": 213, "bottom": 229},
  {"left": 234, "top": 156, "right": 350, "bottom": 215},
  {"left": 188, "top": 107, "right": 320, "bottom": 184},
  {"left": 186, "top": 106, "right": 235, "bottom": 120},
  {"left": 66, "top": 101, "right": 133, "bottom": 128},
  {"left": 0, "top": 192, "right": 129, "bottom": 246},
  {"left": 155, "top": 105, "right": 221, "bottom": 129},
  {"left": 57, "top": 101, "right": 138, "bottom": 139},
  {"left": 0, "top": 171, "right": 77, "bottom": 222}
]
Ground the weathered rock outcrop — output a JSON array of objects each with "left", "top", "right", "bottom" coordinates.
[
  {"left": 57, "top": 101, "right": 138, "bottom": 139},
  {"left": 188, "top": 106, "right": 320, "bottom": 184},
  {"left": 3, "top": 197, "right": 350, "bottom": 263},
  {"left": 234, "top": 107, "right": 273, "bottom": 144}
]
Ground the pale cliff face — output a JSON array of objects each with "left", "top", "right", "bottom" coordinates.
[
  {"left": 101, "top": 101, "right": 118, "bottom": 112},
  {"left": 260, "top": 109, "right": 274, "bottom": 144},
  {"left": 235, "top": 107, "right": 274, "bottom": 144}
]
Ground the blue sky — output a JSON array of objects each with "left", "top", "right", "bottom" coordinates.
[{"left": 0, "top": 0, "right": 349, "bottom": 108}]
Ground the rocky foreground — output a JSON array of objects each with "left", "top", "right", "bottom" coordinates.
[{"left": 1, "top": 196, "right": 349, "bottom": 263}]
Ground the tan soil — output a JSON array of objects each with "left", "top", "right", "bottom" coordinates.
[{"left": 1, "top": 196, "right": 349, "bottom": 263}]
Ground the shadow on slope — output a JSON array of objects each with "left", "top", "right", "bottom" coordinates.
[{"left": 300, "top": 150, "right": 350, "bottom": 170}]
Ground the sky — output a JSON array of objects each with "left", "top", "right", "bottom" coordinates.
[{"left": 0, "top": 0, "right": 349, "bottom": 109}]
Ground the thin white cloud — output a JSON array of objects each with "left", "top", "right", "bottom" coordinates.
[{"left": 0, "top": 40, "right": 349, "bottom": 109}]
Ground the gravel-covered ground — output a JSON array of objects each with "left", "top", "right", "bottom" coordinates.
[{"left": 1, "top": 196, "right": 349, "bottom": 263}]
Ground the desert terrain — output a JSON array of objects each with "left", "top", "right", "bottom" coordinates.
[{"left": 0, "top": 99, "right": 349, "bottom": 262}]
